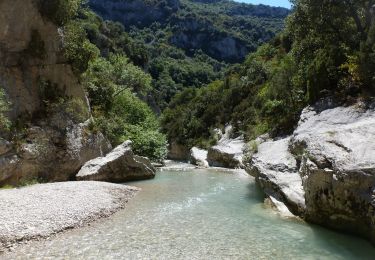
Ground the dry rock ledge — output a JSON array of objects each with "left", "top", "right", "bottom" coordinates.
[
  {"left": 207, "top": 125, "right": 245, "bottom": 168},
  {"left": 0, "top": 181, "right": 139, "bottom": 252}
]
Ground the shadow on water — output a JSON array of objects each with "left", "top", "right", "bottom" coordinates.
[
  {"left": 246, "top": 181, "right": 266, "bottom": 202},
  {"left": 245, "top": 178, "right": 375, "bottom": 258},
  {"left": 306, "top": 221, "right": 375, "bottom": 259}
]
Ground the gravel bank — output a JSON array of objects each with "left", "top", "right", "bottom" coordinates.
[{"left": 0, "top": 181, "right": 139, "bottom": 252}]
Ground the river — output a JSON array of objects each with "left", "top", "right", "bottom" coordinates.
[{"left": 6, "top": 167, "right": 375, "bottom": 259}]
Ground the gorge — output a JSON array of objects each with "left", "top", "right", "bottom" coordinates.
[{"left": 0, "top": 0, "right": 375, "bottom": 258}]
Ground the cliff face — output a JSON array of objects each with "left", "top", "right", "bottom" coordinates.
[
  {"left": 89, "top": 0, "right": 287, "bottom": 63},
  {"left": 89, "top": 0, "right": 180, "bottom": 28},
  {"left": 0, "top": 0, "right": 86, "bottom": 119},
  {"left": 169, "top": 17, "right": 249, "bottom": 63},
  {"left": 246, "top": 100, "right": 375, "bottom": 245},
  {"left": 0, "top": 0, "right": 111, "bottom": 186}
]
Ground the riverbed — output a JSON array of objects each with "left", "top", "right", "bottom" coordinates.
[{"left": 5, "top": 168, "right": 375, "bottom": 259}]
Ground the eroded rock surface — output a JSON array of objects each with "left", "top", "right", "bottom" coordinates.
[
  {"left": 248, "top": 137, "right": 305, "bottom": 215},
  {"left": 0, "top": 121, "right": 111, "bottom": 185},
  {"left": 0, "top": 0, "right": 111, "bottom": 186},
  {"left": 291, "top": 102, "right": 375, "bottom": 242},
  {"left": 207, "top": 126, "right": 245, "bottom": 168},
  {"left": 167, "top": 141, "right": 190, "bottom": 161},
  {"left": 246, "top": 101, "right": 375, "bottom": 244},
  {"left": 190, "top": 147, "right": 209, "bottom": 168},
  {"left": 77, "top": 141, "right": 156, "bottom": 182}
]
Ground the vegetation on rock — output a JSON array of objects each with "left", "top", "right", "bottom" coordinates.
[
  {"left": 32, "top": 0, "right": 167, "bottom": 161},
  {"left": 0, "top": 88, "right": 10, "bottom": 132}
]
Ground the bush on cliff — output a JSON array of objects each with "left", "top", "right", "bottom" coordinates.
[
  {"left": 91, "top": 90, "right": 167, "bottom": 162},
  {"left": 0, "top": 88, "right": 11, "bottom": 132},
  {"left": 38, "top": 0, "right": 83, "bottom": 26},
  {"left": 36, "top": 0, "right": 168, "bottom": 161},
  {"left": 84, "top": 54, "right": 166, "bottom": 161}
]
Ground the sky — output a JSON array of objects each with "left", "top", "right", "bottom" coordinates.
[{"left": 234, "top": 0, "right": 292, "bottom": 8}]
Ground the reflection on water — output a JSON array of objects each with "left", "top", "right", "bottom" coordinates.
[{"left": 6, "top": 168, "right": 375, "bottom": 259}]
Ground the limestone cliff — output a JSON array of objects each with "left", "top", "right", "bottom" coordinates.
[
  {"left": 0, "top": 0, "right": 111, "bottom": 186},
  {"left": 88, "top": 0, "right": 288, "bottom": 63},
  {"left": 245, "top": 99, "right": 375, "bottom": 245}
]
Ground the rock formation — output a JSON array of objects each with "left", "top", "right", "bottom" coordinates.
[
  {"left": 77, "top": 141, "right": 156, "bottom": 182},
  {"left": 246, "top": 137, "right": 305, "bottom": 215},
  {"left": 207, "top": 125, "right": 245, "bottom": 168},
  {"left": 89, "top": 0, "right": 180, "bottom": 28},
  {"left": 189, "top": 147, "right": 209, "bottom": 168},
  {"left": 167, "top": 141, "right": 190, "bottom": 161},
  {"left": 246, "top": 100, "right": 375, "bottom": 244},
  {"left": 0, "top": 0, "right": 111, "bottom": 186}
]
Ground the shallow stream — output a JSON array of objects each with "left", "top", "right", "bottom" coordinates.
[{"left": 7, "top": 167, "right": 375, "bottom": 259}]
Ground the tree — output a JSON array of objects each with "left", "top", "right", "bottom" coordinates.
[
  {"left": 288, "top": 0, "right": 375, "bottom": 100},
  {"left": 38, "top": 0, "right": 83, "bottom": 26}
]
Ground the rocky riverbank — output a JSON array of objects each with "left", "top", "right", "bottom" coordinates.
[
  {"left": 0, "top": 181, "right": 139, "bottom": 252},
  {"left": 168, "top": 125, "right": 246, "bottom": 169},
  {"left": 245, "top": 99, "right": 375, "bottom": 245}
]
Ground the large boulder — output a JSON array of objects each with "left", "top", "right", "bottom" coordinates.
[
  {"left": 290, "top": 102, "right": 375, "bottom": 243},
  {"left": 189, "top": 147, "right": 209, "bottom": 168},
  {"left": 207, "top": 125, "right": 245, "bottom": 168},
  {"left": 77, "top": 141, "right": 156, "bottom": 182},
  {"left": 247, "top": 137, "right": 305, "bottom": 215},
  {"left": 167, "top": 141, "right": 190, "bottom": 161},
  {"left": 0, "top": 138, "right": 12, "bottom": 156},
  {"left": 246, "top": 100, "right": 375, "bottom": 244}
]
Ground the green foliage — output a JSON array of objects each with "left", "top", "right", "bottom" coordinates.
[
  {"left": 69, "top": 8, "right": 168, "bottom": 161},
  {"left": 18, "top": 177, "right": 41, "bottom": 187},
  {"left": 78, "top": 9, "right": 149, "bottom": 67},
  {"left": 124, "top": 126, "right": 168, "bottom": 162},
  {"left": 84, "top": 54, "right": 152, "bottom": 111},
  {"left": 0, "top": 88, "right": 11, "bottom": 132},
  {"left": 162, "top": 0, "right": 375, "bottom": 147},
  {"left": 89, "top": 0, "right": 290, "bottom": 110},
  {"left": 63, "top": 21, "right": 100, "bottom": 75},
  {"left": 38, "top": 0, "right": 83, "bottom": 26},
  {"left": 92, "top": 90, "right": 167, "bottom": 161},
  {"left": 0, "top": 184, "right": 14, "bottom": 190},
  {"left": 38, "top": 78, "right": 89, "bottom": 123},
  {"left": 287, "top": 0, "right": 375, "bottom": 99}
]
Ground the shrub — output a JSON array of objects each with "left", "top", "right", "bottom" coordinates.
[
  {"left": 46, "top": 97, "right": 89, "bottom": 124},
  {"left": 38, "top": 78, "right": 89, "bottom": 124},
  {"left": 91, "top": 90, "right": 168, "bottom": 162},
  {"left": 123, "top": 125, "right": 168, "bottom": 162},
  {"left": 38, "top": 0, "right": 83, "bottom": 26},
  {"left": 0, "top": 88, "right": 11, "bottom": 132},
  {"left": 63, "top": 22, "right": 100, "bottom": 75}
]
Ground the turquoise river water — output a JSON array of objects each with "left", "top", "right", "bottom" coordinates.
[{"left": 6, "top": 167, "right": 375, "bottom": 259}]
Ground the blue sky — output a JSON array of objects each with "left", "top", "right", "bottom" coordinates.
[{"left": 234, "top": 0, "right": 292, "bottom": 8}]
